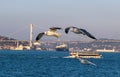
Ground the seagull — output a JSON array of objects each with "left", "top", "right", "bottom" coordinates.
[
  {"left": 78, "top": 58, "right": 97, "bottom": 66},
  {"left": 35, "top": 27, "right": 62, "bottom": 42},
  {"left": 63, "top": 56, "right": 97, "bottom": 66},
  {"left": 65, "top": 26, "right": 97, "bottom": 40}
]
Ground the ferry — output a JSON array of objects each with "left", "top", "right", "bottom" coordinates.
[{"left": 69, "top": 51, "right": 102, "bottom": 58}]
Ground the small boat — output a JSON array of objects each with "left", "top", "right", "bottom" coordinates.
[
  {"left": 69, "top": 51, "right": 102, "bottom": 58},
  {"left": 55, "top": 44, "right": 69, "bottom": 51}
]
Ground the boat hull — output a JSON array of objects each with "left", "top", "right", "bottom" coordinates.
[{"left": 70, "top": 51, "right": 102, "bottom": 58}]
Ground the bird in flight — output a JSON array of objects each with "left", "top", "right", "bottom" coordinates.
[
  {"left": 35, "top": 27, "right": 62, "bottom": 42},
  {"left": 65, "top": 26, "right": 97, "bottom": 40}
]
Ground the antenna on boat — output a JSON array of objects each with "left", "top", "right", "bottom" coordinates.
[{"left": 30, "top": 24, "right": 33, "bottom": 48}]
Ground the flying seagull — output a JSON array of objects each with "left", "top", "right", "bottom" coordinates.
[
  {"left": 35, "top": 27, "right": 62, "bottom": 42},
  {"left": 63, "top": 56, "right": 97, "bottom": 66},
  {"left": 65, "top": 26, "right": 97, "bottom": 40},
  {"left": 78, "top": 58, "right": 97, "bottom": 66}
]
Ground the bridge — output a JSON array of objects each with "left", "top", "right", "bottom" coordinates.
[{"left": 0, "top": 40, "right": 29, "bottom": 42}]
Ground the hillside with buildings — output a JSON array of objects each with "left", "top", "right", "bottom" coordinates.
[
  {"left": 0, "top": 35, "right": 120, "bottom": 51},
  {"left": 0, "top": 35, "right": 15, "bottom": 40},
  {"left": 0, "top": 35, "right": 29, "bottom": 50},
  {"left": 39, "top": 39, "right": 120, "bottom": 51}
]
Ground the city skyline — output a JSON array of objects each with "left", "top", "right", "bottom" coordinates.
[{"left": 0, "top": 0, "right": 120, "bottom": 40}]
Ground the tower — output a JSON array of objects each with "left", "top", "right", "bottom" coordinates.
[{"left": 30, "top": 24, "right": 33, "bottom": 48}]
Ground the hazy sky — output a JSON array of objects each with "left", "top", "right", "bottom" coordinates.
[{"left": 0, "top": 0, "right": 120, "bottom": 41}]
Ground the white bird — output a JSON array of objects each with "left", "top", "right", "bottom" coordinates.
[
  {"left": 65, "top": 26, "right": 97, "bottom": 40},
  {"left": 78, "top": 58, "right": 97, "bottom": 66},
  {"left": 35, "top": 27, "right": 62, "bottom": 42}
]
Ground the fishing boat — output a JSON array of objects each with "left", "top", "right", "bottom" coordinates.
[{"left": 69, "top": 51, "right": 102, "bottom": 58}]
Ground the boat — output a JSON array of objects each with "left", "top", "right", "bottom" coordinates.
[
  {"left": 14, "top": 44, "right": 23, "bottom": 50},
  {"left": 69, "top": 51, "right": 102, "bottom": 58},
  {"left": 96, "top": 48, "right": 115, "bottom": 52},
  {"left": 55, "top": 44, "right": 69, "bottom": 51}
]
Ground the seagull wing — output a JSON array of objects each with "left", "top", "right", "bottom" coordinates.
[
  {"left": 79, "top": 29, "right": 97, "bottom": 40},
  {"left": 36, "top": 32, "right": 45, "bottom": 41},
  {"left": 49, "top": 27, "right": 62, "bottom": 32},
  {"left": 65, "top": 26, "right": 80, "bottom": 34},
  {"left": 65, "top": 27, "right": 71, "bottom": 34},
  {"left": 78, "top": 58, "right": 97, "bottom": 66}
]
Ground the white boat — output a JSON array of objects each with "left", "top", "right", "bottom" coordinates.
[
  {"left": 14, "top": 45, "right": 23, "bottom": 50},
  {"left": 35, "top": 47, "right": 42, "bottom": 50},
  {"left": 55, "top": 44, "right": 69, "bottom": 51},
  {"left": 96, "top": 48, "right": 115, "bottom": 52}
]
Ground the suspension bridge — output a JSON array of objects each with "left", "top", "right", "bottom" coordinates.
[{"left": 0, "top": 24, "right": 43, "bottom": 50}]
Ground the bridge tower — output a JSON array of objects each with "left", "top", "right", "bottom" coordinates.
[{"left": 30, "top": 24, "right": 33, "bottom": 48}]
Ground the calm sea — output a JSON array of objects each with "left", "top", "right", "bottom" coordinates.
[{"left": 0, "top": 50, "right": 120, "bottom": 77}]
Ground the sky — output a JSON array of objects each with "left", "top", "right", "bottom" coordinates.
[{"left": 0, "top": 0, "right": 120, "bottom": 41}]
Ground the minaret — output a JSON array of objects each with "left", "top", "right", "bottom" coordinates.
[{"left": 30, "top": 24, "right": 33, "bottom": 48}]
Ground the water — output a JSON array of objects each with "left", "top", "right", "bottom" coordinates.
[{"left": 0, "top": 50, "right": 120, "bottom": 77}]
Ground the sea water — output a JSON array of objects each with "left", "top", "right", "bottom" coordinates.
[{"left": 0, "top": 50, "right": 120, "bottom": 77}]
